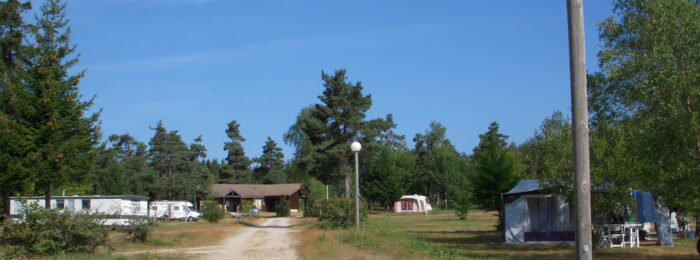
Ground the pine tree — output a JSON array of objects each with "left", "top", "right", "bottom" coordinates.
[
  {"left": 471, "top": 122, "right": 519, "bottom": 230},
  {"left": 27, "top": 0, "right": 100, "bottom": 208},
  {"left": 287, "top": 69, "right": 394, "bottom": 197},
  {"left": 253, "top": 137, "right": 286, "bottom": 184},
  {"left": 0, "top": 0, "right": 33, "bottom": 216},
  {"left": 148, "top": 121, "right": 190, "bottom": 200},
  {"left": 221, "top": 120, "right": 253, "bottom": 183}
]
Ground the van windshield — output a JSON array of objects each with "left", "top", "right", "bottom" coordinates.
[{"left": 188, "top": 206, "right": 196, "bottom": 212}]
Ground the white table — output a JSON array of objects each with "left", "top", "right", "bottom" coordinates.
[{"left": 603, "top": 223, "right": 642, "bottom": 248}]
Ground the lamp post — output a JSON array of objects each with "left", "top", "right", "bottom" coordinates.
[{"left": 351, "top": 141, "right": 361, "bottom": 229}]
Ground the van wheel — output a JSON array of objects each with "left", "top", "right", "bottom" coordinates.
[{"left": 187, "top": 217, "right": 193, "bottom": 222}]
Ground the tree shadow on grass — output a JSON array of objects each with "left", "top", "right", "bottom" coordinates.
[{"left": 411, "top": 229, "right": 697, "bottom": 260}]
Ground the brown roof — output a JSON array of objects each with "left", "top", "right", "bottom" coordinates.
[{"left": 210, "top": 183, "right": 303, "bottom": 198}]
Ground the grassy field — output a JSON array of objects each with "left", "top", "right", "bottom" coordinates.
[{"left": 296, "top": 210, "right": 699, "bottom": 260}]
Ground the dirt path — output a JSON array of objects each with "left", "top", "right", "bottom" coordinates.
[{"left": 118, "top": 217, "right": 300, "bottom": 260}]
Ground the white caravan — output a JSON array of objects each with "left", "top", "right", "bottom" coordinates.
[
  {"left": 149, "top": 201, "right": 200, "bottom": 221},
  {"left": 9, "top": 195, "right": 150, "bottom": 225}
]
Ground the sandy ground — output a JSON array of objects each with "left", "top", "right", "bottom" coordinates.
[{"left": 118, "top": 217, "right": 300, "bottom": 260}]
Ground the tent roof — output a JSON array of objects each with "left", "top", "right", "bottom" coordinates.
[
  {"left": 504, "top": 179, "right": 543, "bottom": 195},
  {"left": 210, "top": 183, "right": 302, "bottom": 198}
]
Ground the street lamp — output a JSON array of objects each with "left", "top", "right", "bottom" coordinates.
[{"left": 350, "top": 141, "right": 361, "bottom": 229}]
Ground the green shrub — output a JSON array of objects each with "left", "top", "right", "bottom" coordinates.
[
  {"left": 0, "top": 202, "right": 111, "bottom": 258},
  {"left": 241, "top": 200, "right": 256, "bottom": 215},
  {"left": 201, "top": 201, "right": 225, "bottom": 223},
  {"left": 121, "top": 218, "right": 153, "bottom": 242},
  {"left": 316, "top": 198, "right": 368, "bottom": 229},
  {"left": 276, "top": 198, "right": 290, "bottom": 217},
  {"left": 302, "top": 178, "right": 326, "bottom": 217}
]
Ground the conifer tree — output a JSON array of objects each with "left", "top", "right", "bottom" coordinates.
[
  {"left": 471, "top": 122, "right": 519, "bottom": 230},
  {"left": 253, "top": 137, "right": 286, "bottom": 184},
  {"left": 0, "top": 0, "right": 33, "bottom": 216},
  {"left": 27, "top": 0, "right": 100, "bottom": 208},
  {"left": 287, "top": 69, "right": 395, "bottom": 197},
  {"left": 148, "top": 121, "right": 190, "bottom": 200},
  {"left": 221, "top": 120, "right": 253, "bottom": 183}
]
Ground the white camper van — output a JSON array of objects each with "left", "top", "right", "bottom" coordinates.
[{"left": 149, "top": 201, "right": 200, "bottom": 221}]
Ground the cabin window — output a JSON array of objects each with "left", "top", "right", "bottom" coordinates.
[
  {"left": 82, "top": 199, "right": 90, "bottom": 210},
  {"left": 56, "top": 200, "right": 65, "bottom": 209}
]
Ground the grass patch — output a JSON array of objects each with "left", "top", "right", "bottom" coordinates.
[{"left": 298, "top": 210, "right": 700, "bottom": 259}]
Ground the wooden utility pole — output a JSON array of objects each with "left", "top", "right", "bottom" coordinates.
[{"left": 566, "top": 0, "right": 592, "bottom": 259}]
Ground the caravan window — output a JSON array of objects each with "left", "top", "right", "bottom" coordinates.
[
  {"left": 67, "top": 200, "right": 75, "bottom": 212},
  {"left": 131, "top": 200, "right": 140, "bottom": 214},
  {"left": 174, "top": 206, "right": 180, "bottom": 211},
  {"left": 82, "top": 199, "right": 90, "bottom": 210},
  {"left": 56, "top": 200, "right": 65, "bottom": 209}
]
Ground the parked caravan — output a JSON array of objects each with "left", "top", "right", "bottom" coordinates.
[
  {"left": 393, "top": 195, "right": 433, "bottom": 213},
  {"left": 9, "top": 195, "right": 149, "bottom": 225},
  {"left": 149, "top": 201, "right": 200, "bottom": 221}
]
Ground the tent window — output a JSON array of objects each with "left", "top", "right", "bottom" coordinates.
[
  {"left": 526, "top": 196, "right": 559, "bottom": 232},
  {"left": 401, "top": 200, "right": 413, "bottom": 211}
]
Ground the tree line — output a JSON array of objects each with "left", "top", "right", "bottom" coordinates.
[{"left": 2, "top": 0, "right": 698, "bottom": 239}]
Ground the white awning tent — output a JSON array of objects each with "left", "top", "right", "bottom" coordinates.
[{"left": 503, "top": 180, "right": 575, "bottom": 244}]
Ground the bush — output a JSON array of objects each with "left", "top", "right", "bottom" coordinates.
[
  {"left": 302, "top": 178, "right": 326, "bottom": 217},
  {"left": 0, "top": 202, "right": 111, "bottom": 258},
  {"left": 241, "top": 200, "right": 256, "bottom": 215},
  {"left": 121, "top": 218, "right": 152, "bottom": 242},
  {"left": 316, "top": 198, "right": 368, "bottom": 229},
  {"left": 201, "top": 201, "right": 225, "bottom": 223},
  {"left": 276, "top": 198, "right": 290, "bottom": 217}
]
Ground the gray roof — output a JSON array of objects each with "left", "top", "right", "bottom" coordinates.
[
  {"left": 211, "top": 183, "right": 302, "bottom": 198},
  {"left": 504, "top": 179, "right": 543, "bottom": 195}
]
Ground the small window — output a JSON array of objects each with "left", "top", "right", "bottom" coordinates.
[
  {"left": 82, "top": 199, "right": 90, "bottom": 210},
  {"left": 56, "top": 199, "right": 65, "bottom": 209},
  {"left": 174, "top": 206, "right": 180, "bottom": 211}
]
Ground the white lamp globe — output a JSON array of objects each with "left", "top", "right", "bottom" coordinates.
[{"left": 351, "top": 141, "right": 361, "bottom": 152}]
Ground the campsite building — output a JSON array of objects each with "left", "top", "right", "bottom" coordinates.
[
  {"left": 9, "top": 195, "right": 150, "bottom": 225},
  {"left": 210, "top": 183, "right": 303, "bottom": 213},
  {"left": 503, "top": 180, "right": 575, "bottom": 244}
]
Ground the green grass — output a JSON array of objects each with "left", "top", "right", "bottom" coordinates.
[{"left": 299, "top": 210, "right": 700, "bottom": 260}]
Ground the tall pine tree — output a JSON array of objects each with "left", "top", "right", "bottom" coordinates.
[
  {"left": 253, "top": 137, "right": 286, "bottom": 184},
  {"left": 0, "top": 0, "right": 33, "bottom": 215},
  {"left": 221, "top": 120, "right": 253, "bottom": 183},
  {"left": 27, "top": 0, "right": 99, "bottom": 208},
  {"left": 148, "top": 121, "right": 190, "bottom": 200},
  {"left": 287, "top": 69, "right": 394, "bottom": 197}
]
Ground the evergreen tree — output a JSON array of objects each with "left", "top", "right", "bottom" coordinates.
[
  {"left": 363, "top": 149, "right": 418, "bottom": 208},
  {"left": 27, "top": 0, "right": 100, "bottom": 208},
  {"left": 253, "top": 137, "right": 286, "bottom": 184},
  {"left": 148, "top": 121, "right": 190, "bottom": 200},
  {"left": 221, "top": 120, "right": 253, "bottom": 183},
  {"left": 286, "top": 69, "right": 394, "bottom": 197},
  {"left": 413, "top": 121, "right": 458, "bottom": 206},
  {"left": 91, "top": 134, "right": 156, "bottom": 196},
  {"left": 0, "top": 0, "right": 33, "bottom": 216},
  {"left": 471, "top": 122, "right": 519, "bottom": 230}
]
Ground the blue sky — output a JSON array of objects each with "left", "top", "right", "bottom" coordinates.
[{"left": 54, "top": 1, "right": 614, "bottom": 161}]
